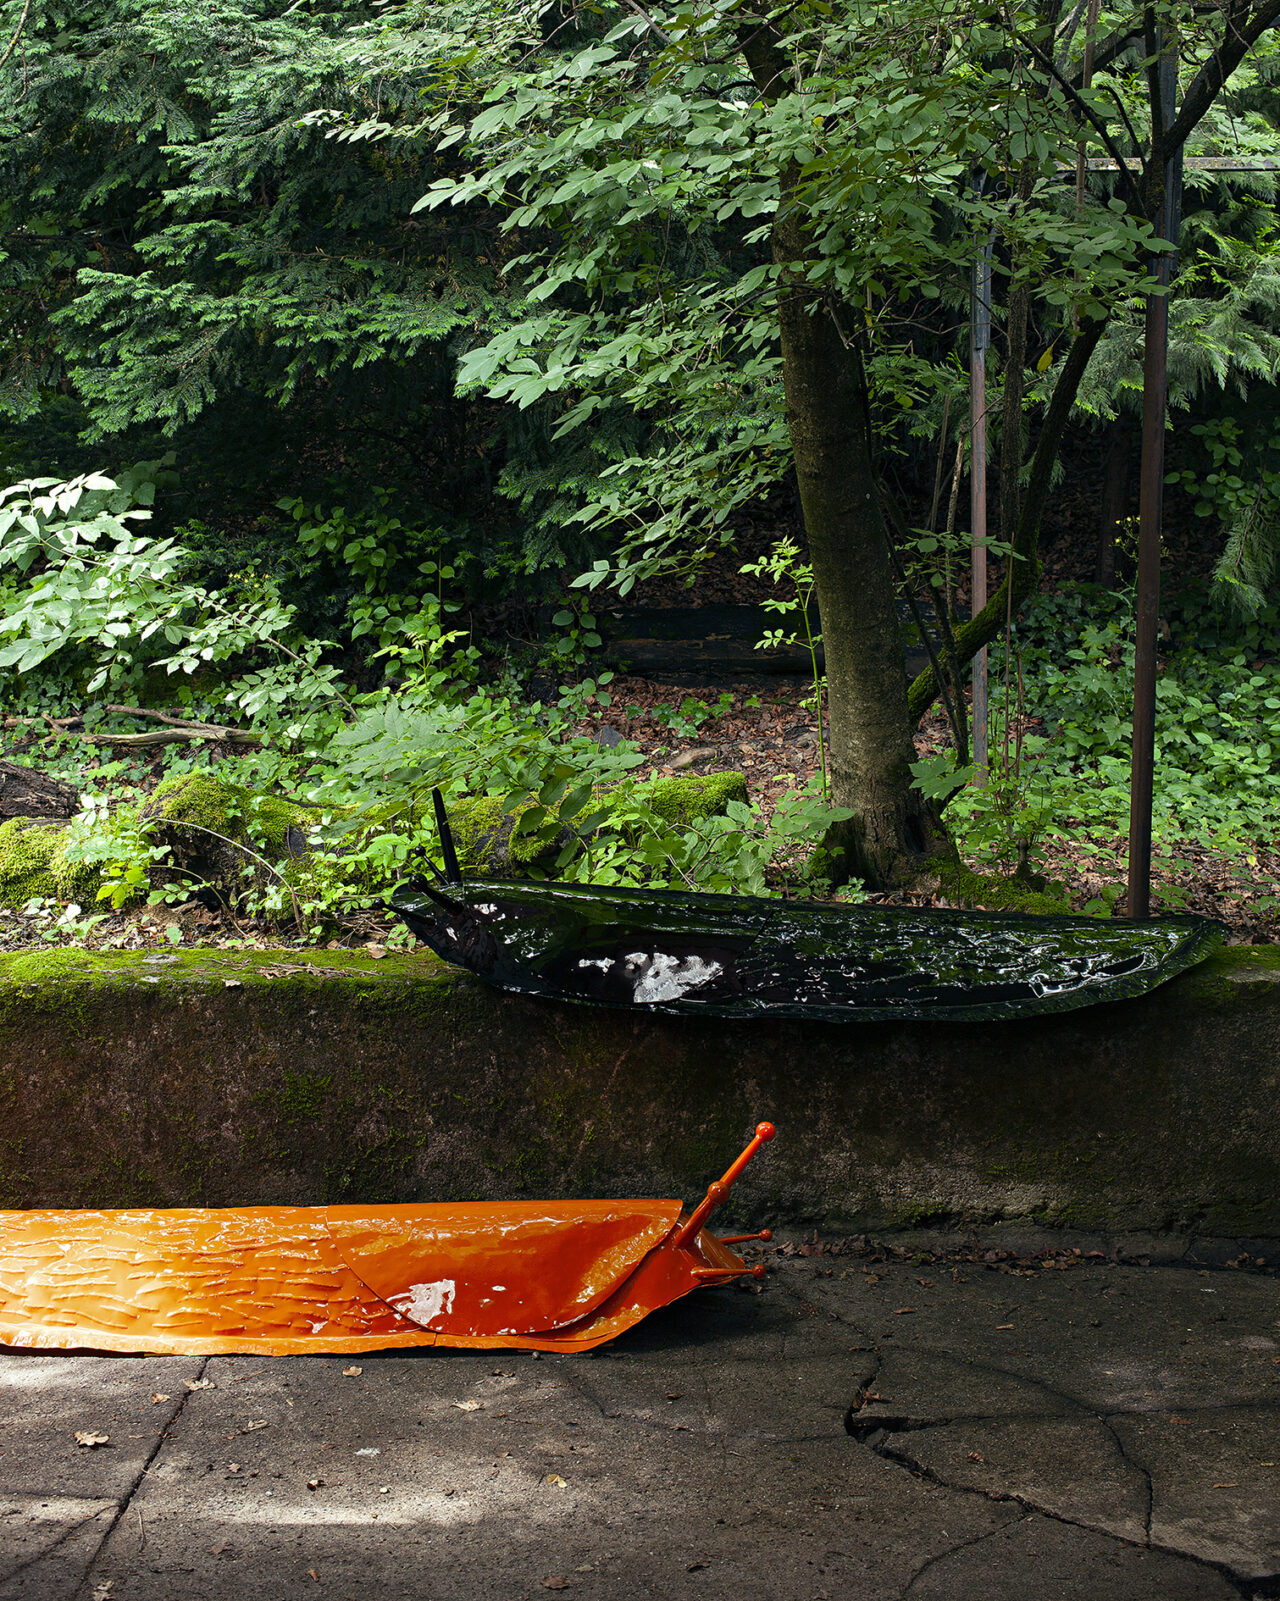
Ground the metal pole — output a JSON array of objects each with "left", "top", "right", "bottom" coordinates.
[
  {"left": 1127, "top": 41, "right": 1181, "bottom": 919},
  {"left": 970, "top": 242, "right": 992, "bottom": 783}
]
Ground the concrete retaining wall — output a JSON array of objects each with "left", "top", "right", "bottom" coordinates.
[{"left": 1, "top": 944, "right": 1277, "bottom": 1234}]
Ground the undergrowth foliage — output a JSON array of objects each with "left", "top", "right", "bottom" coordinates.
[
  {"left": 0, "top": 456, "right": 1275, "bottom": 940},
  {"left": 913, "top": 586, "right": 1280, "bottom": 913},
  {"left": 0, "top": 470, "right": 857, "bottom": 938}
]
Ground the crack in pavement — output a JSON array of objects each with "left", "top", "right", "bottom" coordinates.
[
  {"left": 825, "top": 1278, "right": 1274, "bottom": 1592},
  {"left": 843, "top": 1395, "right": 1280, "bottom": 1439},
  {"left": 1100, "top": 1412, "right": 1154, "bottom": 1542},
  {"left": 0, "top": 1502, "right": 115, "bottom": 1591},
  {"left": 898, "top": 1509, "right": 1026, "bottom": 1598},
  {"left": 855, "top": 1407, "right": 1275, "bottom": 1600},
  {"left": 863, "top": 1339, "right": 1121, "bottom": 1419},
  {"left": 75, "top": 1355, "right": 210, "bottom": 1600}
]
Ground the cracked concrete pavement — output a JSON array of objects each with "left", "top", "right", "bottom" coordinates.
[{"left": 1, "top": 1245, "right": 1277, "bottom": 1600}]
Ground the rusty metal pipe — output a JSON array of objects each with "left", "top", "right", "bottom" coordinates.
[
  {"left": 970, "top": 239, "right": 993, "bottom": 783},
  {"left": 1128, "top": 40, "right": 1181, "bottom": 920}
]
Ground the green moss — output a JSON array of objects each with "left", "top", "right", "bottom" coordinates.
[
  {"left": 0, "top": 818, "right": 97, "bottom": 909},
  {"left": 1179, "top": 943, "right": 1280, "bottom": 1008},
  {"left": 448, "top": 794, "right": 559, "bottom": 874},
  {"left": 6, "top": 948, "right": 94, "bottom": 984},
  {"left": 145, "top": 770, "right": 303, "bottom": 856},
  {"left": 641, "top": 771, "right": 749, "bottom": 826},
  {"left": 0, "top": 819, "right": 61, "bottom": 906},
  {"left": 0, "top": 769, "right": 754, "bottom": 914},
  {"left": 438, "top": 774, "right": 749, "bottom": 879},
  {"left": 0, "top": 942, "right": 1276, "bottom": 1227},
  {"left": 276, "top": 1068, "right": 333, "bottom": 1125},
  {"left": 935, "top": 860, "right": 1074, "bottom": 916}
]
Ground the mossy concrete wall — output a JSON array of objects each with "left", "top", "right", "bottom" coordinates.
[{"left": 1, "top": 945, "right": 1277, "bottom": 1235}]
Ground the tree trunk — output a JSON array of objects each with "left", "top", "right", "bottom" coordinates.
[
  {"left": 1000, "top": 275, "right": 1029, "bottom": 546},
  {"left": 772, "top": 233, "right": 951, "bottom": 887},
  {"left": 1000, "top": 168, "right": 1036, "bottom": 547},
  {"left": 739, "top": 25, "right": 950, "bottom": 888}
]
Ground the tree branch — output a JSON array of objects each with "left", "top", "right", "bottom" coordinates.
[
  {"left": 1143, "top": 5, "right": 1168, "bottom": 149},
  {"left": 1067, "top": 19, "right": 1143, "bottom": 84},
  {"left": 620, "top": 0, "right": 672, "bottom": 47},
  {"left": 77, "top": 727, "right": 262, "bottom": 748},
  {"left": 0, "top": 0, "right": 32, "bottom": 72},
  {"left": 1165, "top": 0, "right": 1280, "bottom": 155},
  {"left": 102, "top": 704, "right": 258, "bottom": 741},
  {"left": 1013, "top": 26, "right": 1147, "bottom": 209},
  {"left": 907, "top": 316, "right": 1109, "bottom": 723}
]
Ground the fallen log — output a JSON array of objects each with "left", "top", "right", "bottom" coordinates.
[
  {"left": 77, "top": 727, "right": 262, "bottom": 748},
  {"left": 80, "top": 706, "right": 261, "bottom": 748},
  {"left": 3, "top": 707, "right": 261, "bottom": 748},
  {"left": 0, "top": 761, "right": 79, "bottom": 819}
]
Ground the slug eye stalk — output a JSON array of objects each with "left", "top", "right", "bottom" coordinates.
[{"left": 672, "top": 1123, "right": 776, "bottom": 1252}]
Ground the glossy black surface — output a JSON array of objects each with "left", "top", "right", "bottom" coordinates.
[{"left": 389, "top": 879, "right": 1222, "bottom": 1022}]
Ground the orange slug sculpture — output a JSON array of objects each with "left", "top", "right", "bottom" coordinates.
[{"left": 0, "top": 1124, "right": 775, "bottom": 1356}]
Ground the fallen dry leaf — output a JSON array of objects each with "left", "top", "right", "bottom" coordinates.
[
  {"left": 308, "top": 1569, "right": 320, "bottom": 1582},
  {"left": 966, "top": 1451, "right": 985, "bottom": 1464},
  {"left": 150, "top": 1393, "right": 170, "bottom": 1405},
  {"left": 453, "top": 1400, "right": 483, "bottom": 1412},
  {"left": 686, "top": 1560, "right": 709, "bottom": 1572},
  {"left": 222, "top": 979, "right": 242, "bottom": 988},
  {"left": 542, "top": 1580, "right": 570, "bottom": 1591},
  {"left": 342, "top": 1366, "right": 362, "bottom": 1377},
  {"left": 365, "top": 945, "right": 386, "bottom": 959},
  {"left": 894, "top": 1307, "right": 915, "bottom": 1315},
  {"left": 544, "top": 1473, "right": 567, "bottom": 1489},
  {"left": 184, "top": 1378, "right": 215, "bottom": 1391},
  {"left": 75, "top": 1431, "right": 110, "bottom": 1448}
]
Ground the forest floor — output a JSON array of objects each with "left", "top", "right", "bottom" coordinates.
[{"left": 602, "top": 671, "right": 1280, "bottom": 944}]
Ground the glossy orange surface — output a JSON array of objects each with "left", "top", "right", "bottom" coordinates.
[
  {"left": 0, "top": 1200, "right": 742, "bottom": 1355},
  {"left": 327, "top": 1200, "right": 680, "bottom": 1338},
  {"left": 0, "top": 1128, "right": 774, "bottom": 1355}
]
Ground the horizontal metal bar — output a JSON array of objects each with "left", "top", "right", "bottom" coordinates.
[{"left": 1062, "top": 156, "right": 1279, "bottom": 173}]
